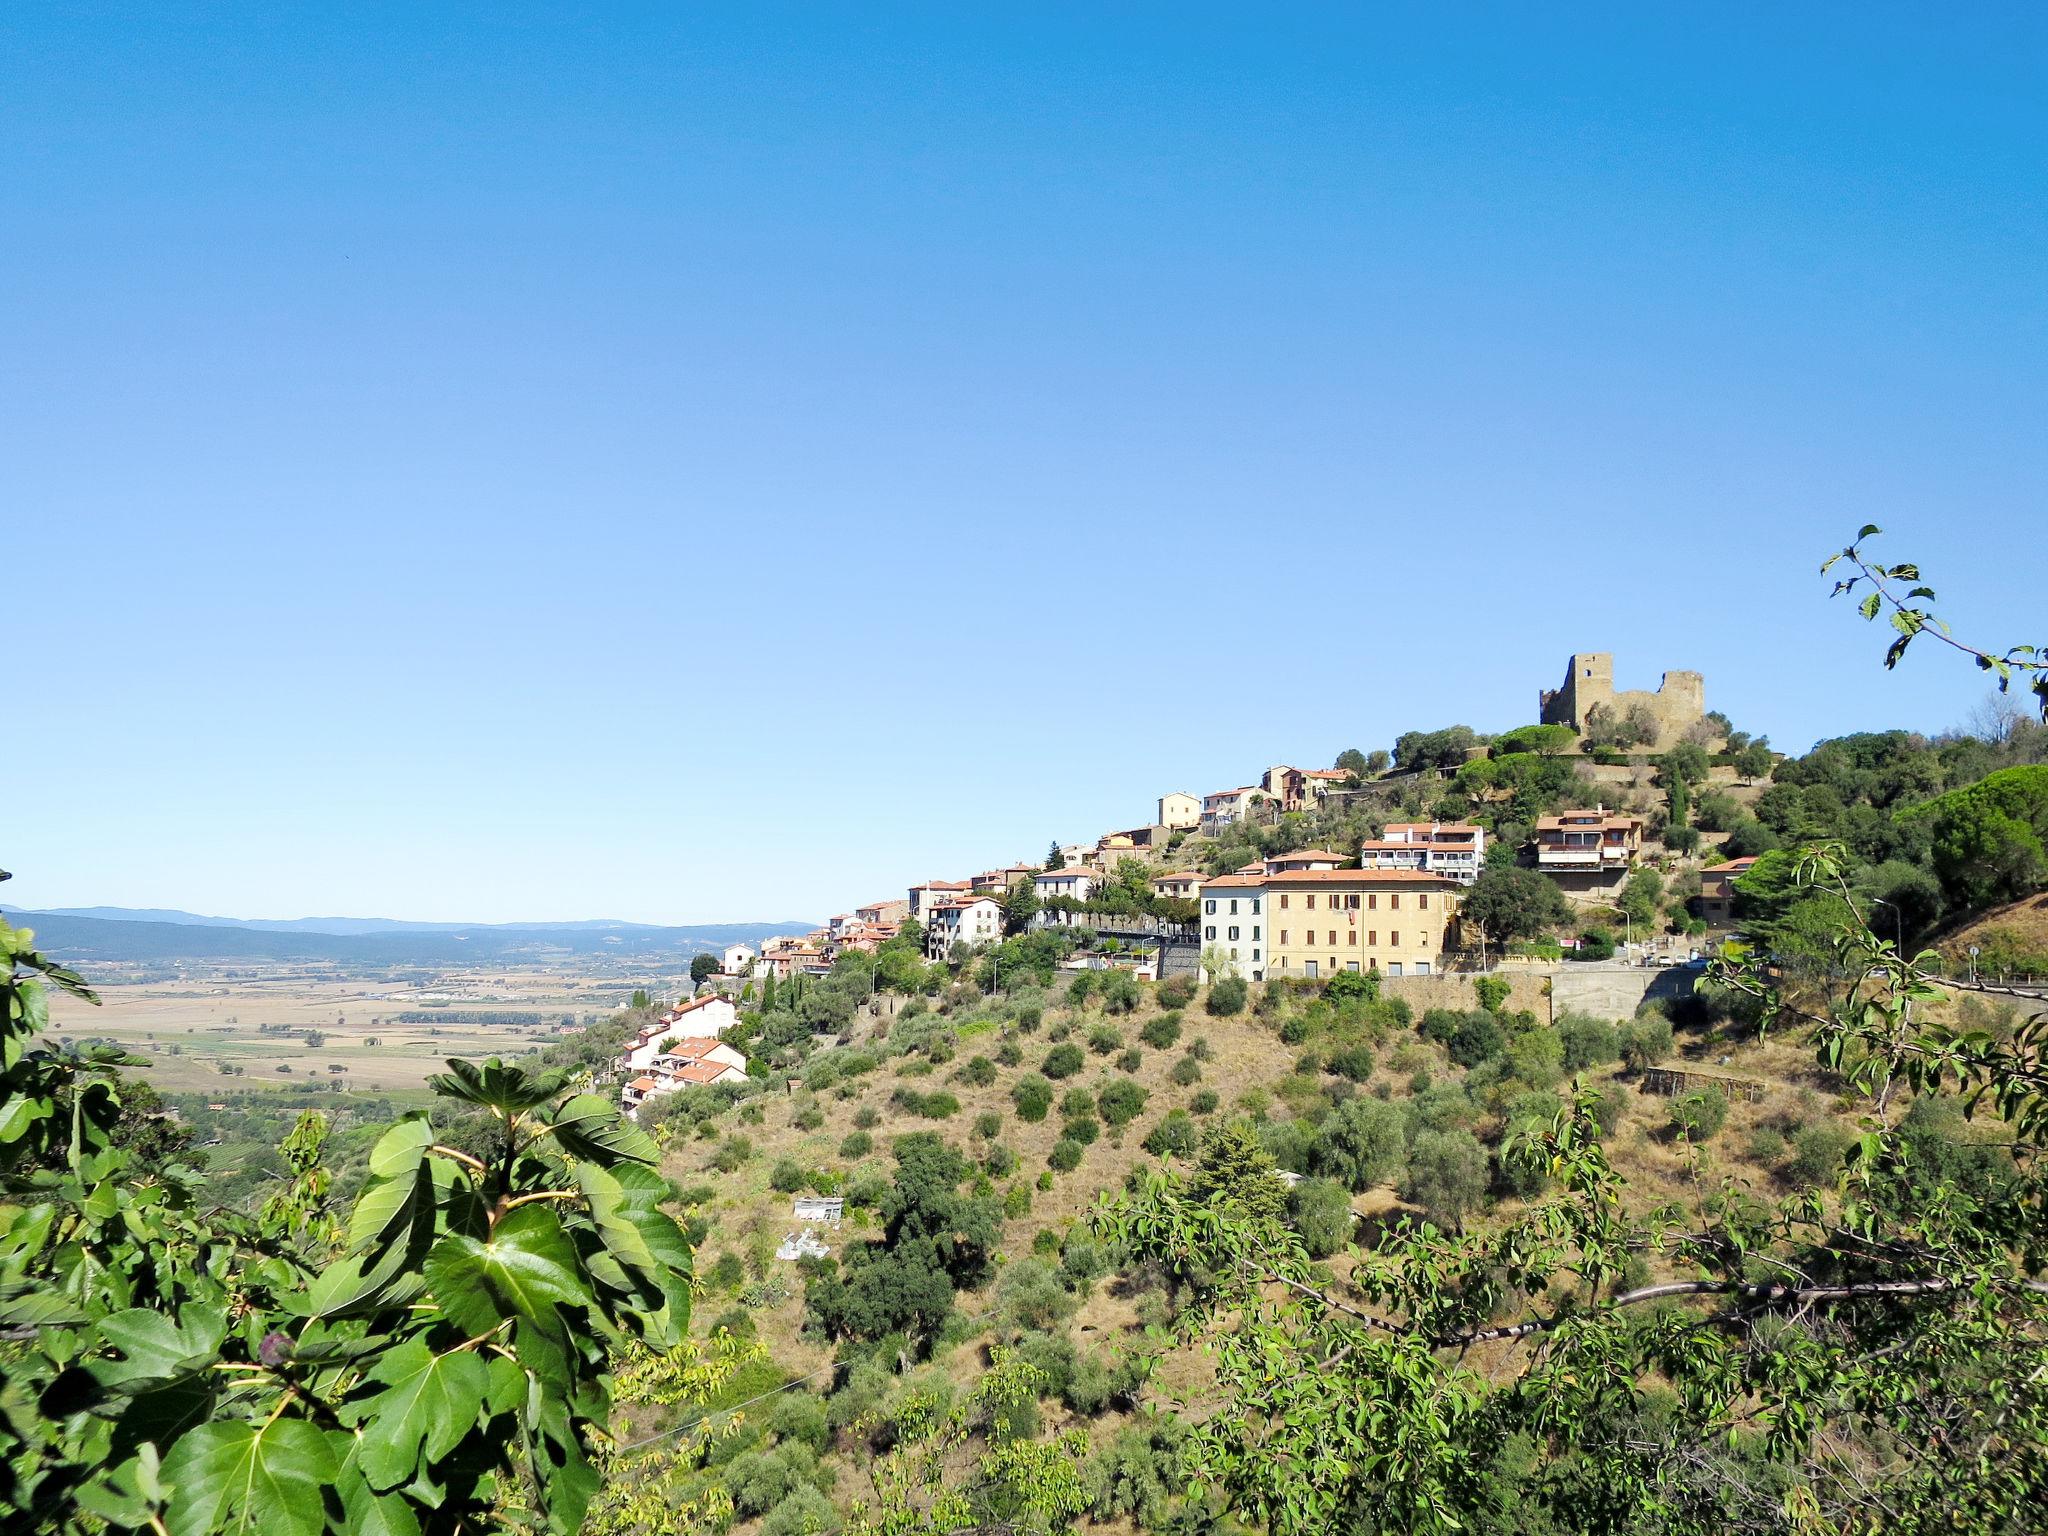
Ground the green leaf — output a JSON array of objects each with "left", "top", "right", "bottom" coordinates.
[
  {"left": 424, "top": 1204, "right": 587, "bottom": 1337},
  {"left": 348, "top": 1337, "right": 489, "bottom": 1490},
  {"left": 93, "top": 1306, "right": 226, "bottom": 1390},
  {"left": 427, "top": 1058, "right": 568, "bottom": 1115},
  {"left": 0, "top": 1091, "right": 50, "bottom": 1143},
  {"left": 544, "top": 1093, "right": 657, "bottom": 1165},
  {"left": 334, "top": 1448, "right": 423, "bottom": 1536},
  {"left": 163, "top": 1417, "right": 337, "bottom": 1536},
  {"left": 368, "top": 1115, "right": 434, "bottom": 1177}
]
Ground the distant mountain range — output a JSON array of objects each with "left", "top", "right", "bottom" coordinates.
[{"left": 0, "top": 906, "right": 818, "bottom": 964}]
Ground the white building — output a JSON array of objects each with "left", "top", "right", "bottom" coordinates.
[
  {"left": 1034, "top": 867, "right": 1100, "bottom": 905},
  {"left": 1199, "top": 786, "right": 1262, "bottom": 835},
  {"left": 1358, "top": 823, "right": 1487, "bottom": 885},
  {"left": 722, "top": 941, "right": 755, "bottom": 974},
  {"left": 924, "top": 896, "right": 1004, "bottom": 960},
  {"left": 1196, "top": 873, "right": 1265, "bottom": 981},
  {"left": 1157, "top": 792, "right": 1200, "bottom": 830}
]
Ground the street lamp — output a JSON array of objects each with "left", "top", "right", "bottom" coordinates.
[{"left": 1969, "top": 944, "right": 1981, "bottom": 985}]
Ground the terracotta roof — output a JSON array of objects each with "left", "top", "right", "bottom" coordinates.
[
  {"left": 663, "top": 1037, "right": 731, "bottom": 1061},
  {"left": 628, "top": 1076, "right": 657, "bottom": 1091},
  {"left": 1152, "top": 870, "right": 1202, "bottom": 882},
  {"left": 1217, "top": 869, "right": 1459, "bottom": 889},
  {"left": 1201, "top": 874, "right": 1267, "bottom": 889},
  {"left": 673, "top": 1060, "right": 739, "bottom": 1084},
  {"left": 1302, "top": 768, "right": 1349, "bottom": 779},
  {"left": 672, "top": 994, "right": 729, "bottom": 1017},
  {"left": 1268, "top": 849, "right": 1342, "bottom": 862}
]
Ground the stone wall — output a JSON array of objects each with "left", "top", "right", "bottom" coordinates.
[{"left": 1539, "top": 652, "right": 1706, "bottom": 751}]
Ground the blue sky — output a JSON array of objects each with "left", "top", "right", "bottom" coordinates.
[{"left": 7, "top": 5, "right": 2044, "bottom": 924}]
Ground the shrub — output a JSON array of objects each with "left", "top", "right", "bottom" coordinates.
[
  {"left": 1573, "top": 928, "right": 1617, "bottom": 962},
  {"left": 1049, "top": 1137, "right": 1084, "bottom": 1172},
  {"left": 1313, "top": 1096, "right": 1408, "bottom": 1191},
  {"left": 1143, "top": 1110, "right": 1198, "bottom": 1158},
  {"left": 1116, "top": 1048, "right": 1143, "bottom": 1074},
  {"left": 1619, "top": 1016, "right": 1675, "bottom": 1071},
  {"left": 917, "top": 1091, "right": 960, "bottom": 1119},
  {"left": 1140, "top": 1012, "right": 1183, "bottom": 1049},
  {"left": 1473, "top": 974, "right": 1511, "bottom": 1014},
  {"left": 711, "top": 1135, "right": 754, "bottom": 1172},
  {"left": 1504, "top": 1027, "right": 1565, "bottom": 1090},
  {"left": 1061, "top": 1087, "right": 1096, "bottom": 1118},
  {"left": 1068, "top": 973, "right": 1096, "bottom": 1007},
  {"left": 1100, "top": 970, "right": 1143, "bottom": 1014},
  {"left": 854, "top": 1106, "right": 881, "bottom": 1130},
  {"left": 1447, "top": 1011, "right": 1504, "bottom": 1069},
  {"left": 1328, "top": 1044, "right": 1376, "bottom": 1082},
  {"left": 1289, "top": 1176, "right": 1356, "bottom": 1258},
  {"left": 983, "top": 1142, "right": 1019, "bottom": 1178},
  {"left": 1668, "top": 1087, "right": 1728, "bottom": 1143},
  {"left": 1206, "top": 977, "right": 1249, "bottom": 1016},
  {"left": 1401, "top": 1128, "right": 1490, "bottom": 1229},
  {"left": 1158, "top": 975, "right": 1196, "bottom": 1008},
  {"left": 1087, "top": 1023, "right": 1123, "bottom": 1055},
  {"left": 1787, "top": 1122, "right": 1854, "bottom": 1187},
  {"left": 973, "top": 1110, "right": 1003, "bottom": 1140},
  {"left": 1190, "top": 1089, "right": 1220, "bottom": 1115},
  {"left": 1170, "top": 1055, "right": 1202, "bottom": 1087},
  {"left": 1556, "top": 1011, "right": 1620, "bottom": 1072},
  {"left": 1015, "top": 1004, "right": 1042, "bottom": 1033},
  {"left": 996, "top": 1039, "right": 1024, "bottom": 1067},
  {"left": 996, "top": 1258, "right": 1077, "bottom": 1333},
  {"left": 1042, "top": 1044, "right": 1085, "bottom": 1079},
  {"left": 1003, "top": 1182, "right": 1032, "bottom": 1218},
  {"left": 1098, "top": 1079, "right": 1148, "bottom": 1128},
  {"left": 708, "top": 1251, "right": 746, "bottom": 1292},
  {"left": 1013, "top": 1075, "right": 1054, "bottom": 1121},
  {"left": 770, "top": 1158, "right": 806, "bottom": 1193},
  {"left": 1191, "top": 1036, "right": 1214, "bottom": 1062},
  {"left": 1062, "top": 1115, "right": 1099, "bottom": 1147},
  {"left": 960, "top": 1055, "right": 998, "bottom": 1086}
]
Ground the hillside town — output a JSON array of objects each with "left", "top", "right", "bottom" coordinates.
[{"left": 616, "top": 651, "right": 1761, "bottom": 1111}]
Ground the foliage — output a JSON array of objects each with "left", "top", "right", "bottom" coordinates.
[
  {"left": 0, "top": 915, "right": 696, "bottom": 1536},
  {"left": 1204, "top": 977, "right": 1248, "bottom": 1016},
  {"left": 1460, "top": 865, "right": 1571, "bottom": 943},
  {"left": 1040, "top": 1043, "right": 1084, "bottom": 1080}
]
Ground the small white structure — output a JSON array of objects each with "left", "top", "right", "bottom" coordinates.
[
  {"left": 793, "top": 1195, "right": 844, "bottom": 1225},
  {"left": 777, "top": 1228, "right": 831, "bottom": 1262},
  {"left": 722, "top": 942, "right": 755, "bottom": 973}
]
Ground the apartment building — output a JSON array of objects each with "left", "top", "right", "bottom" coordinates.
[
  {"left": 1157, "top": 791, "right": 1200, "bottom": 829},
  {"left": 907, "top": 879, "right": 972, "bottom": 921},
  {"left": 1034, "top": 867, "right": 1101, "bottom": 904},
  {"left": 1534, "top": 809, "right": 1643, "bottom": 872},
  {"left": 924, "top": 895, "right": 1004, "bottom": 960},
  {"left": 1199, "top": 786, "right": 1263, "bottom": 834},
  {"left": 1698, "top": 856, "right": 1759, "bottom": 925},
  {"left": 1150, "top": 870, "right": 1202, "bottom": 902},
  {"left": 1200, "top": 869, "right": 1460, "bottom": 981},
  {"left": 1358, "top": 823, "right": 1486, "bottom": 884}
]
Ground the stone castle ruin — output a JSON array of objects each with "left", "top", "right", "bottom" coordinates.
[{"left": 1539, "top": 653, "right": 1705, "bottom": 751}]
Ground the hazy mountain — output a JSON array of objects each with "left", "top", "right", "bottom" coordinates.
[
  {"left": 3, "top": 905, "right": 719, "bottom": 936},
  {"left": 0, "top": 909, "right": 818, "bottom": 964}
]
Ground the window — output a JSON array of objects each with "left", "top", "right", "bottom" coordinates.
[
  {"left": 1229, "top": 899, "right": 1239, "bottom": 915},
  {"left": 1279, "top": 930, "right": 1289, "bottom": 944},
  {"left": 1368, "top": 894, "right": 1377, "bottom": 910},
  {"left": 1347, "top": 894, "right": 1361, "bottom": 910},
  {"left": 1391, "top": 894, "right": 1401, "bottom": 911},
  {"left": 1415, "top": 961, "right": 1431, "bottom": 975},
  {"left": 1305, "top": 961, "right": 1319, "bottom": 978},
  {"left": 1346, "top": 931, "right": 1356, "bottom": 945},
  {"left": 1205, "top": 925, "right": 1217, "bottom": 940},
  {"left": 1347, "top": 961, "right": 1359, "bottom": 972},
  {"left": 1418, "top": 894, "right": 1429, "bottom": 910},
  {"left": 1327, "top": 931, "right": 1336, "bottom": 947},
  {"left": 1251, "top": 898, "right": 1261, "bottom": 914},
  {"left": 1279, "top": 894, "right": 1290, "bottom": 909},
  {"left": 1391, "top": 931, "right": 1401, "bottom": 946},
  {"left": 1205, "top": 900, "right": 1216, "bottom": 915},
  {"left": 1277, "top": 956, "right": 1289, "bottom": 970},
  {"left": 1229, "top": 947, "right": 1238, "bottom": 959},
  {"left": 1228, "top": 926, "right": 1240, "bottom": 941},
  {"left": 1387, "top": 962, "right": 1403, "bottom": 978},
  {"left": 1252, "top": 948, "right": 1261, "bottom": 961},
  {"left": 1252, "top": 926, "right": 1261, "bottom": 941},
  {"left": 1369, "top": 931, "right": 1377, "bottom": 946},
  {"left": 1306, "top": 894, "right": 1317, "bottom": 910}
]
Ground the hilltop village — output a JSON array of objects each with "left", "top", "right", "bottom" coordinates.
[{"left": 616, "top": 652, "right": 1764, "bottom": 1112}]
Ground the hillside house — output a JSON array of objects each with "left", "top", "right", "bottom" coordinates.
[
  {"left": 1263, "top": 848, "right": 1344, "bottom": 873},
  {"left": 1698, "top": 856, "right": 1759, "bottom": 925},
  {"left": 1150, "top": 870, "right": 1202, "bottom": 902},
  {"left": 1535, "top": 809, "right": 1643, "bottom": 873},
  {"left": 907, "top": 879, "right": 972, "bottom": 921},
  {"left": 1262, "top": 765, "right": 1347, "bottom": 814},
  {"left": 1200, "top": 786, "right": 1263, "bottom": 834},
  {"left": 721, "top": 941, "right": 755, "bottom": 974},
  {"left": 1157, "top": 791, "right": 1200, "bottom": 829},
  {"left": 1359, "top": 823, "right": 1487, "bottom": 885},
  {"left": 1035, "top": 867, "right": 1101, "bottom": 905},
  {"left": 924, "top": 895, "right": 1004, "bottom": 960},
  {"left": 855, "top": 898, "right": 910, "bottom": 928}
]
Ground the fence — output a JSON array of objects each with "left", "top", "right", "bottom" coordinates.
[{"left": 1638, "top": 1067, "right": 1765, "bottom": 1104}]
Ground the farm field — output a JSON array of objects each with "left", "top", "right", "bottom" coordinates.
[{"left": 44, "top": 960, "right": 670, "bottom": 1094}]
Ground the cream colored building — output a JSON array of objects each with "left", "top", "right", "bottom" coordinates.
[
  {"left": 1202, "top": 869, "right": 1460, "bottom": 981},
  {"left": 1157, "top": 792, "right": 1200, "bottom": 830}
]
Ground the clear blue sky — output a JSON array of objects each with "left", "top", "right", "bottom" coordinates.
[{"left": 8, "top": 5, "right": 2043, "bottom": 924}]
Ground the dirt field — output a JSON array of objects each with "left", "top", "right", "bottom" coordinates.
[{"left": 45, "top": 962, "right": 647, "bottom": 1095}]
